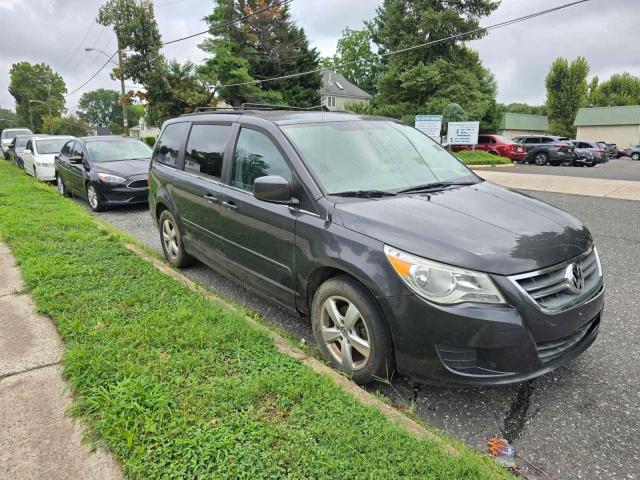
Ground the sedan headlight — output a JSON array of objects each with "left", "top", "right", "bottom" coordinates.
[
  {"left": 384, "top": 245, "right": 505, "bottom": 305},
  {"left": 35, "top": 160, "right": 53, "bottom": 167},
  {"left": 98, "top": 173, "right": 126, "bottom": 184}
]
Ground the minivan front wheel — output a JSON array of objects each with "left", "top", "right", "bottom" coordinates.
[
  {"left": 312, "top": 275, "right": 394, "bottom": 385},
  {"left": 159, "top": 210, "right": 194, "bottom": 268}
]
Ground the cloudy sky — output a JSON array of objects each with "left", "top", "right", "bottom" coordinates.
[{"left": 0, "top": 0, "right": 638, "bottom": 113}]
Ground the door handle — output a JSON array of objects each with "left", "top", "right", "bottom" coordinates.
[
  {"left": 203, "top": 193, "right": 218, "bottom": 204},
  {"left": 222, "top": 200, "right": 238, "bottom": 212}
]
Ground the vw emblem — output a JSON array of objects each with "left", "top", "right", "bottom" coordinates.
[{"left": 564, "top": 263, "right": 584, "bottom": 294}]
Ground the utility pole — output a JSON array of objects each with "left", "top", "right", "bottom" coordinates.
[{"left": 117, "top": 38, "right": 129, "bottom": 135}]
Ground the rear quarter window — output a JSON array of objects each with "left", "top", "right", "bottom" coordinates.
[{"left": 153, "top": 122, "right": 189, "bottom": 168}]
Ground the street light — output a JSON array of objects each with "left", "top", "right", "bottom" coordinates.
[{"left": 85, "top": 45, "right": 129, "bottom": 134}]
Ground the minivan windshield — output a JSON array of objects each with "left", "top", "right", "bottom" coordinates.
[
  {"left": 86, "top": 139, "right": 152, "bottom": 162},
  {"left": 281, "top": 120, "right": 477, "bottom": 194},
  {"left": 1, "top": 129, "right": 31, "bottom": 140}
]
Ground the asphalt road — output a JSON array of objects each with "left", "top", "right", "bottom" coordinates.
[
  {"left": 86, "top": 191, "right": 640, "bottom": 480},
  {"left": 474, "top": 156, "right": 640, "bottom": 182}
]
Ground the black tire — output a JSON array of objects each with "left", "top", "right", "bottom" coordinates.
[
  {"left": 632, "top": 153, "right": 640, "bottom": 161},
  {"left": 586, "top": 163, "right": 596, "bottom": 167},
  {"left": 86, "top": 183, "right": 105, "bottom": 212},
  {"left": 311, "top": 275, "right": 394, "bottom": 385},
  {"left": 534, "top": 152, "right": 549, "bottom": 166},
  {"left": 158, "top": 209, "right": 194, "bottom": 268},
  {"left": 56, "top": 174, "right": 71, "bottom": 197}
]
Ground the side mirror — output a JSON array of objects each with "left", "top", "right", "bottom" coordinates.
[
  {"left": 253, "top": 175, "right": 292, "bottom": 204},
  {"left": 69, "top": 156, "right": 83, "bottom": 164}
]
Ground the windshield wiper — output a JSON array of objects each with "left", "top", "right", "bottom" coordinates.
[
  {"left": 330, "top": 190, "right": 397, "bottom": 198},
  {"left": 397, "top": 181, "right": 478, "bottom": 194}
]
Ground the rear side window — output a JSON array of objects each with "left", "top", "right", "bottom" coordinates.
[
  {"left": 540, "top": 137, "right": 553, "bottom": 143},
  {"left": 478, "top": 136, "right": 490, "bottom": 144},
  {"left": 153, "top": 122, "right": 189, "bottom": 168},
  {"left": 231, "top": 128, "right": 292, "bottom": 192},
  {"left": 524, "top": 137, "right": 540, "bottom": 144},
  {"left": 184, "top": 124, "right": 231, "bottom": 179}
]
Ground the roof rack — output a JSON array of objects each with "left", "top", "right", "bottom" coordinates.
[
  {"left": 240, "top": 103, "right": 327, "bottom": 112},
  {"left": 193, "top": 106, "right": 237, "bottom": 112}
]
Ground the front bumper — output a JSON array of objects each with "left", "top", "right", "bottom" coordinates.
[
  {"left": 35, "top": 165, "right": 56, "bottom": 181},
  {"left": 95, "top": 174, "right": 149, "bottom": 206},
  {"left": 378, "top": 275, "right": 604, "bottom": 386}
]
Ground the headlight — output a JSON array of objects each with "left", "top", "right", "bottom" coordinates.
[
  {"left": 384, "top": 245, "right": 505, "bottom": 305},
  {"left": 35, "top": 161, "right": 53, "bottom": 167},
  {"left": 98, "top": 173, "right": 126, "bottom": 184}
]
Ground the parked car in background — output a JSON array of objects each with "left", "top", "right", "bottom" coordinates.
[
  {"left": 596, "top": 141, "right": 616, "bottom": 159},
  {"left": 55, "top": 136, "right": 152, "bottom": 211},
  {"left": 22, "top": 136, "right": 75, "bottom": 181},
  {"left": 148, "top": 108, "right": 604, "bottom": 386},
  {"left": 627, "top": 145, "right": 640, "bottom": 160},
  {"left": 512, "top": 135, "right": 575, "bottom": 166},
  {"left": 570, "top": 140, "right": 609, "bottom": 165},
  {"left": 607, "top": 143, "right": 625, "bottom": 159},
  {"left": 1, "top": 127, "right": 33, "bottom": 159},
  {"left": 8, "top": 135, "right": 40, "bottom": 169},
  {"left": 451, "top": 134, "right": 526, "bottom": 162}
]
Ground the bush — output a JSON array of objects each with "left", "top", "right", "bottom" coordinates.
[
  {"left": 143, "top": 136, "right": 156, "bottom": 147},
  {"left": 455, "top": 149, "right": 512, "bottom": 165}
]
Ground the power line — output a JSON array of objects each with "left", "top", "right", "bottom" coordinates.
[
  {"left": 218, "top": 0, "right": 591, "bottom": 89},
  {"left": 64, "top": 0, "right": 292, "bottom": 97}
]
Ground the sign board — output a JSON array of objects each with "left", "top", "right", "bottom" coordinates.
[
  {"left": 447, "top": 121, "right": 480, "bottom": 145},
  {"left": 414, "top": 115, "right": 442, "bottom": 140}
]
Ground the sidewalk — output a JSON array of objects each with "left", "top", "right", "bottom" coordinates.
[
  {"left": 0, "top": 244, "right": 122, "bottom": 480},
  {"left": 472, "top": 169, "right": 640, "bottom": 201}
]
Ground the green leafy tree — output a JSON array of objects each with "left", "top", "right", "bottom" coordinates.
[
  {"left": 366, "top": 0, "right": 499, "bottom": 126},
  {"left": 329, "top": 27, "right": 380, "bottom": 94},
  {"left": 442, "top": 102, "right": 467, "bottom": 136},
  {"left": 0, "top": 108, "right": 20, "bottom": 135},
  {"left": 199, "top": 0, "right": 321, "bottom": 107},
  {"left": 98, "top": 0, "right": 213, "bottom": 126},
  {"left": 43, "top": 115, "right": 91, "bottom": 137},
  {"left": 78, "top": 89, "right": 120, "bottom": 127},
  {"left": 8, "top": 62, "right": 66, "bottom": 131},
  {"left": 503, "top": 102, "right": 547, "bottom": 116},
  {"left": 545, "top": 56, "right": 589, "bottom": 137},
  {"left": 589, "top": 73, "right": 640, "bottom": 106}
]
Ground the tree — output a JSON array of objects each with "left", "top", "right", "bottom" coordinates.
[
  {"left": 328, "top": 27, "right": 380, "bottom": 95},
  {"left": 98, "top": 0, "right": 213, "bottom": 126},
  {"left": 0, "top": 108, "right": 20, "bottom": 134},
  {"left": 42, "top": 115, "right": 91, "bottom": 137},
  {"left": 78, "top": 89, "right": 121, "bottom": 127},
  {"left": 199, "top": 0, "right": 321, "bottom": 107},
  {"left": 366, "top": 0, "right": 499, "bottom": 126},
  {"left": 442, "top": 102, "right": 467, "bottom": 136},
  {"left": 503, "top": 102, "right": 547, "bottom": 116},
  {"left": 588, "top": 73, "right": 640, "bottom": 107},
  {"left": 545, "top": 57, "right": 589, "bottom": 137},
  {"left": 8, "top": 62, "right": 66, "bottom": 132}
]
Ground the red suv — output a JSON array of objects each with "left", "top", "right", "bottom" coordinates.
[{"left": 451, "top": 134, "right": 526, "bottom": 162}]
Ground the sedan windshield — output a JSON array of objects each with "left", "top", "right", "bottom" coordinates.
[
  {"left": 86, "top": 140, "right": 152, "bottom": 162},
  {"left": 281, "top": 120, "right": 476, "bottom": 194},
  {"left": 36, "top": 138, "right": 71, "bottom": 154}
]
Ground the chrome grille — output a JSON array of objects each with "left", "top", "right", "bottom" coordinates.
[{"left": 510, "top": 248, "right": 603, "bottom": 312}]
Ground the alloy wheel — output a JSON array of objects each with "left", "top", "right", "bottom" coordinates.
[
  {"left": 162, "top": 218, "right": 180, "bottom": 260},
  {"left": 535, "top": 153, "right": 548, "bottom": 165},
  {"left": 87, "top": 185, "right": 99, "bottom": 209},
  {"left": 320, "top": 296, "right": 371, "bottom": 370},
  {"left": 633, "top": 153, "right": 640, "bottom": 161}
]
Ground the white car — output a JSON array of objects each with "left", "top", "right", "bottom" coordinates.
[
  {"left": 1, "top": 127, "right": 33, "bottom": 159},
  {"left": 22, "top": 136, "right": 75, "bottom": 181}
]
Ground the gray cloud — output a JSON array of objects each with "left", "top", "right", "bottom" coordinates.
[{"left": 0, "top": 0, "right": 636, "bottom": 114}]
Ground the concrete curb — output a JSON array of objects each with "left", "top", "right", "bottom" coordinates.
[
  {"left": 465, "top": 163, "right": 514, "bottom": 168},
  {"left": 123, "top": 243, "right": 460, "bottom": 454},
  {"left": 472, "top": 170, "right": 640, "bottom": 201}
]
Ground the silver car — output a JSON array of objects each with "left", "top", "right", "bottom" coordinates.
[
  {"left": 22, "top": 135, "right": 75, "bottom": 181},
  {"left": 1, "top": 128, "right": 33, "bottom": 159}
]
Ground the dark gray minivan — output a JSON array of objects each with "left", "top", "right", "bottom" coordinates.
[{"left": 148, "top": 108, "right": 604, "bottom": 386}]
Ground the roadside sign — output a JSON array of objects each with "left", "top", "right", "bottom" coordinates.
[
  {"left": 447, "top": 121, "right": 480, "bottom": 145},
  {"left": 415, "top": 115, "right": 442, "bottom": 140}
]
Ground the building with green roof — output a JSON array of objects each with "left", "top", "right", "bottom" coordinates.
[
  {"left": 499, "top": 113, "right": 549, "bottom": 138},
  {"left": 574, "top": 105, "right": 640, "bottom": 147}
]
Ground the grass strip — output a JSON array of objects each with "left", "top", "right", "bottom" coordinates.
[
  {"left": 456, "top": 150, "right": 513, "bottom": 165},
  {"left": 0, "top": 161, "right": 510, "bottom": 479}
]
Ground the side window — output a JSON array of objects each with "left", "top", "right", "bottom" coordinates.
[
  {"left": 231, "top": 128, "right": 292, "bottom": 192},
  {"left": 184, "top": 124, "right": 231, "bottom": 179},
  {"left": 540, "top": 137, "right": 553, "bottom": 144},
  {"left": 478, "top": 136, "right": 489, "bottom": 144},
  {"left": 525, "top": 137, "right": 540, "bottom": 144},
  {"left": 60, "top": 141, "right": 72, "bottom": 156},
  {"left": 26, "top": 140, "right": 32, "bottom": 151},
  {"left": 72, "top": 142, "right": 84, "bottom": 158},
  {"left": 153, "top": 122, "right": 189, "bottom": 168}
]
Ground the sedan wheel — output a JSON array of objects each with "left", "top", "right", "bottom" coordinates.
[
  {"left": 632, "top": 153, "right": 640, "bottom": 161},
  {"left": 534, "top": 152, "right": 549, "bottom": 166},
  {"left": 312, "top": 275, "right": 394, "bottom": 385},
  {"left": 56, "top": 175, "right": 70, "bottom": 197},
  {"left": 86, "top": 184, "right": 104, "bottom": 211}
]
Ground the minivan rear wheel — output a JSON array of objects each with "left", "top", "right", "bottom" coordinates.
[
  {"left": 311, "top": 275, "right": 394, "bottom": 385},
  {"left": 159, "top": 210, "right": 194, "bottom": 268}
]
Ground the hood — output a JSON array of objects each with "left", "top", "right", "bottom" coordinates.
[
  {"left": 92, "top": 158, "right": 150, "bottom": 178},
  {"left": 334, "top": 181, "right": 591, "bottom": 276}
]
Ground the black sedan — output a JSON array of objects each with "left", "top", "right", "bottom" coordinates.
[{"left": 55, "top": 136, "right": 152, "bottom": 211}]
